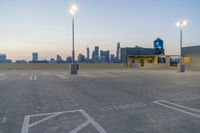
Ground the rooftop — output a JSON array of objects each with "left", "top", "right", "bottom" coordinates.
[{"left": 0, "top": 68, "right": 200, "bottom": 132}]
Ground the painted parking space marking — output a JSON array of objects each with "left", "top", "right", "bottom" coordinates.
[
  {"left": 57, "top": 74, "right": 68, "bottom": 79},
  {"left": 153, "top": 100, "right": 200, "bottom": 118},
  {"left": 0, "top": 76, "right": 7, "bottom": 80},
  {"left": 21, "top": 109, "right": 107, "bottom": 133},
  {"left": 22, "top": 72, "right": 28, "bottom": 76},
  {"left": 69, "top": 120, "right": 90, "bottom": 133},
  {"left": 78, "top": 72, "right": 97, "bottom": 78},
  {"left": 0, "top": 73, "right": 6, "bottom": 77},
  {"left": 0, "top": 117, "right": 6, "bottom": 123},
  {"left": 29, "top": 75, "right": 37, "bottom": 81},
  {"left": 99, "top": 102, "right": 146, "bottom": 111},
  {"left": 43, "top": 72, "right": 49, "bottom": 75},
  {"left": 93, "top": 71, "right": 123, "bottom": 78},
  {"left": 29, "top": 76, "right": 32, "bottom": 81}
]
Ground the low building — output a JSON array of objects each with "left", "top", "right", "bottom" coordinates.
[
  {"left": 121, "top": 46, "right": 157, "bottom": 66},
  {"left": 15, "top": 60, "right": 28, "bottom": 64},
  {"left": 120, "top": 38, "right": 166, "bottom": 67},
  {"left": 182, "top": 45, "right": 200, "bottom": 68}
]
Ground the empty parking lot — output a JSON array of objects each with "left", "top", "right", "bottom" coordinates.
[{"left": 0, "top": 68, "right": 200, "bottom": 133}]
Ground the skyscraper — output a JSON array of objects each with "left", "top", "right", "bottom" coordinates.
[
  {"left": 56, "top": 54, "right": 62, "bottom": 63},
  {"left": 94, "top": 46, "right": 99, "bottom": 57},
  {"left": 0, "top": 54, "right": 6, "bottom": 63},
  {"left": 116, "top": 42, "right": 120, "bottom": 61},
  {"left": 32, "top": 52, "right": 38, "bottom": 61},
  {"left": 86, "top": 47, "right": 90, "bottom": 62},
  {"left": 100, "top": 50, "right": 110, "bottom": 63},
  {"left": 110, "top": 54, "right": 115, "bottom": 63},
  {"left": 93, "top": 46, "right": 99, "bottom": 63},
  {"left": 78, "top": 54, "right": 85, "bottom": 63}
]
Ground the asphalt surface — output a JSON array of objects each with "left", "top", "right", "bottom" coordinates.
[{"left": 0, "top": 68, "right": 200, "bottom": 133}]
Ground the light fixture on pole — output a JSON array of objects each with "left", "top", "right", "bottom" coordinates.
[
  {"left": 176, "top": 20, "right": 187, "bottom": 72},
  {"left": 69, "top": 4, "right": 78, "bottom": 74}
]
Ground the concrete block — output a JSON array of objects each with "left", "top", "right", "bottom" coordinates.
[
  {"left": 177, "top": 64, "right": 185, "bottom": 72},
  {"left": 70, "top": 63, "right": 78, "bottom": 74}
]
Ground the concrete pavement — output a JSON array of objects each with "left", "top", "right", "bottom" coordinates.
[{"left": 0, "top": 69, "right": 200, "bottom": 133}]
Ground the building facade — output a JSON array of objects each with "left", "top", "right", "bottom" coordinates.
[
  {"left": 78, "top": 54, "right": 85, "bottom": 63},
  {"left": 86, "top": 47, "right": 90, "bottom": 62},
  {"left": 182, "top": 45, "right": 200, "bottom": 67},
  {"left": 154, "top": 38, "right": 164, "bottom": 55},
  {"left": 32, "top": 52, "right": 38, "bottom": 62},
  {"left": 100, "top": 50, "right": 110, "bottom": 63},
  {"left": 0, "top": 54, "right": 6, "bottom": 63},
  {"left": 121, "top": 47, "right": 156, "bottom": 63},
  {"left": 116, "top": 42, "right": 120, "bottom": 61}
]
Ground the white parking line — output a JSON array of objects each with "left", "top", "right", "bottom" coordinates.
[
  {"left": 29, "top": 76, "right": 32, "bottom": 81},
  {"left": 21, "top": 110, "right": 107, "bottom": 133},
  {"left": 57, "top": 74, "right": 68, "bottom": 79},
  {"left": 159, "top": 100, "right": 200, "bottom": 113},
  {"left": 0, "top": 117, "right": 6, "bottom": 123},
  {"left": 80, "top": 110, "right": 107, "bottom": 133},
  {"left": 43, "top": 72, "right": 48, "bottom": 75},
  {"left": 56, "top": 75, "right": 63, "bottom": 79},
  {"left": 153, "top": 100, "right": 200, "bottom": 118},
  {"left": 22, "top": 73, "right": 28, "bottom": 76},
  {"left": 69, "top": 120, "right": 90, "bottom": 133},
  {"left": 34, "top": 76, "right": 37, "bottom": 80},
  {"left": 0, "top": 76, "right": 7, "bottom": 80}
]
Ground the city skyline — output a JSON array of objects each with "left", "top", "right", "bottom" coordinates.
[{"left": 0, "top": 0, "right": 200, "bottom": 60}]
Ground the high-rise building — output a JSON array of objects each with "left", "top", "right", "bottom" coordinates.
[
  {"left": 100, "top": 50, "right": 110, "bottom": 63},
  {"left": 116, "top": 42, "right": 120, "bottom": 61},
  {"left": 92, "top": 51, "right": 95, "bottom": 60},
  {"left": 32, "top": 52, "right": 38, "bottom": 61},
  {"left": 110, "top": 54, "right": 115, "bottom": 63},
  {"left": 50, "top": 58, "right": 56, "bottom": 64},
  {"left": 86, "top": 47, "right": 90, "bottom": 62},
  {"left": 56, "top": 54, "right": 62, "bottom": 63},
  {"left": 94, "top": 46, "right": 99, "bottom": 57},
  {"left": 0, "top": 54, "right": 6, "bottom": 63},
  {"left": 66, "top": 56, "right": 72, "bottom": 63},
  {"left": 92, "top": 46, "right": 99, "bottom": 63},
  {"left": 78, "top": 54, "right": 85, "bottom": 63}
]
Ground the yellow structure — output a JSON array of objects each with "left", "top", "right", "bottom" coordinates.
[
  {"left": 128, "top": 55, "right": 158, "bottom": 67},
  {"left": 183, "top": 56, "right": 192, "bottom": 66}
]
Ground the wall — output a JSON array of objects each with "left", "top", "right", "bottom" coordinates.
[
  {"left": 190, "top": 54, "right": 200, "bottom": 68},
  {"left": 0, "top": 63, "right": 128, "bottom": 69},
  {"left": 143, "top": 63, "right": 167, "bottom": 69}
]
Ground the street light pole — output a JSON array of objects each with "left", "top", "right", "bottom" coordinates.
[
  {"left": 176, "top": 20, "right": 187, "bottom": 72},
  {"left": 72, "top": 16, "right": 75, "bottom": 63},
  {"left": 180, "top": 24, "right": 182, "bottom": 66},
  {"left": 69, "top": 4, "right": 78, "bottom": 74}
]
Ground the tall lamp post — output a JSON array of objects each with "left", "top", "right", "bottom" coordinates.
[
  {"left": 176, "top": 20, "right": 187, "bottom": 72},
  {"left": 69, "top": 4, "right": 78, "bottom": 74}
]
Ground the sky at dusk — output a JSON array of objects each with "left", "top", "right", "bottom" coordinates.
[{"left": 0, "top": 0, "right": 200, "bottom": 60}]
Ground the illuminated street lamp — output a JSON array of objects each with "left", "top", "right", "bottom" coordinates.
[
  {"left": 176, "top": 20, "right": 187, "bottom": 72},
  {"left": 69, "top": 4, "right": 78, "bottom": 74}
]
